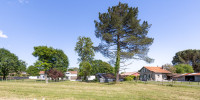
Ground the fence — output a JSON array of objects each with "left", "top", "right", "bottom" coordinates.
[
  {"left": 0, "top": 76, "right": 29, "bottom": 80},
  {"left": 137, "top": 80, "right": 200, "bottom": 87}
]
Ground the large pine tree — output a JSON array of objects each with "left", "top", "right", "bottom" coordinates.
[{"left": 94, "top": 2, "right": 154, "bottom": 82}]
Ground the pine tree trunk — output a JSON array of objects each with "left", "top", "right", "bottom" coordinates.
[{"left": 115, "top": 35, "right": 120, "bottom": 83}]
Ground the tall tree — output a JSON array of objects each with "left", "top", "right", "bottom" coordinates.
[
  {"left": 94, "top": 2, "right": 154, "bottom": 82},
  {"left": 75, "top": 36, "right": 95, "bottom": 63},
  {"left": 174, "top": 64, "right": 194, "bottom": 74},
  {"left": 172, "top": 49, "right": 200, "bottom": 72},
  {"left": 78, "top": 61, "right": 92, "bottom": 81},
  {"left": 162, "top": 64, "right": 176, "bottom": 73},
  {"left": 91, "top": 60, "right": 114, "bottom": 75},
  {"left": 32, "top": 46, "right": 69, "bottom": 83},
  {"left": 0, "top": 48, "right": 26, "bottom": 80}
]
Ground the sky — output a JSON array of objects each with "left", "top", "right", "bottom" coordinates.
[{"left": 0, "top": 0, "right": 200, "bottom": 72}]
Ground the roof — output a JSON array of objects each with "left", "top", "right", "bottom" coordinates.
[
  {"left": 121, "top": 72, "right": 140, "bottom": 76},
  {"left": 182, "top": 73, "right": 200, "bottom": 76},
  {"left": 132, "top": 72, "right": 140, "bottom": 76},
  {"left": 121, "top": 72, "right": 136, "bottom": 76},
  {"left": 97, "top": 73, "right": 124, "bottom": 79},
  {"left": 67, "top": 71, "right": 78, "bottom": 74},
  {"left": 102, "top": 73, "right": 116, "bottom": 79},
  {"left": 39, "top": 71, "right": 45, "bottom": 74},
  {"left": 144, "top": 66, "right": 171, "bottom": 74}
]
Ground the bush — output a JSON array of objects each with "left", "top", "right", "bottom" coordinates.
[{"left": 124, "top": 75, "right": 135, "bottom": 81}]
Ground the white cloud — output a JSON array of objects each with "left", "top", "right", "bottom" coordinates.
[
  {"left": 18, "top": 0, "right": 29, "bottom": 4},
  {"left": 0, "top": 30, "right": 8, "bottom": 38}
]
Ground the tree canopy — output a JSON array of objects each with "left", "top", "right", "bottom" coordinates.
[
  {"left": 94, "top": 2, "right": 154, "bottom": 82},
  {"left": 172, "top": 49, "right": 200, "bottom": 72},
  {"left": 53, "top": 49, "right": 69, "bottom": 72},
  {"left": 78, "top": 61, "right": 92, "bottom": 81},
  {"left": 32, "top": 46, "right": 69, "bottom": 83},
  {"left": 75, "top": 36, "right": 95, "bottom": 63},
  {"left": 162, "top": 64, "right": 176, "bottom": 73},
  {"left": 91, "top": 60, "right": 114, "bottom": 75},
  {"left": 26, "top": 65, "right": 40, "bottom": 76},
  {"left": 68, "top": 67, "right": 79, "bottom": 71},
  {"left": 0, "top": 48, "right": 26, "bottom": 80},
  {"left": 174, "top": 64, "right": 194, "bottom": 74}
]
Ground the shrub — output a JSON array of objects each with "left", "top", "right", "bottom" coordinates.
[{"left": 124, "top": 75, "right": 135, "bottom": 81}]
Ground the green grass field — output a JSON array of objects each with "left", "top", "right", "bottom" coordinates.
[{"left": 0, "top": 80, "right": 200, "bottom": 100}]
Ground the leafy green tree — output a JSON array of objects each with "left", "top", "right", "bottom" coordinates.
[
  {"left": 16, "top": 60, "right": 27, "bottom": 76},
  {"left": 124, "top": 75, "right": 135, "bottom": 81},
  {"left": 68, "top": 67, "right": 79, "bottom": 71},
  {"left": 78, "top": 61, "right": 92, "bottom": 81},
  {"left": 174, "top": 64, "right": 194, "bottom": 74},
  {"left": 75, "top": 36, "right": 95, "bottom": 63},
  {"left": 172, "top": 49, "right": 200, "bottom": 72},
  {"left": 162, "top": 64, "right": 176, "bottom": 73},
  {"left": 0, "top": 48, "right": 26, "bottom": 80},
  {"left": 94, "top": 2, "right": 154, "bottom": 82},
  {"left": 91, "top": 60, "right": 114, "bottom": 75},
  {"left": 32, "top": 46, "right": 69, "bottom": 83},
  {"left": 26, "top": 65, "right": 40, "bottom": 76},
  {"left": 53, "top": 49, "right": 69, "bottom": 73}
]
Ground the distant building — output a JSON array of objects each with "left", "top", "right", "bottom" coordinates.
[
  {"left": 29, "top": 71, "right": 45, "bottom": 80},
  {"left": 139, "top": 66, "right": 171, "bottom": 81},
  {"left": 65, "top": 71, "right": 78, "bottom": 81},
  {"left": 173, "top": 73, "right": 200, "bottom": 82},
  {"left": 96, "top": 73, "right": 124, "bottom": 83},
  {"left": 38, "top": 71, "right": 45, "bottom": 80}
]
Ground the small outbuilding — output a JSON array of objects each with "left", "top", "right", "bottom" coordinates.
[
  {"left": 173, "top": 73, "right": 200, "bottom": 82},
  {"left": 65, "top": 71, "right": 78, "bottom": 81},
  {"left": 96, "top": 73, "right": 124, "bottom": 83}
]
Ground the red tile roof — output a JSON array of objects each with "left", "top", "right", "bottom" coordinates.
[
  {"left": 68, "top": 71, "right": 78, "bottom": 74},
  {"left": 39, "top": 71, "right": 45, "bottom": 74},
  {"left": 132, "top": 72, "right": 140, "bottom": 76},
  {"left": 144, "top": 66, "right": 171, "bottom": 73},
  {"left": 121, "top": 72, "right": 140, "bottom": 76},
  {"left": 182, "top": 73, "right": 200, "bottom": 76},
  {"left": 121, "top": 72, "right": 136, "bottom": 76}
]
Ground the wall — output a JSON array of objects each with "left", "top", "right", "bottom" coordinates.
[
  {"left": 140, "top": 67, "right": 155, "bottom": 81},
  {"left": 29, "top": 76, "right": 38, "bottom": 79},
  {"left": 195, "top": 76, "right": 200, "bottom": 82}
]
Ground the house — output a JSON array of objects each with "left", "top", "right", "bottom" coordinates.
[
  {"left": 87, "top": 76, "right": 96, "bottom": 81},
  {"left": 139, "top": 66, "right": 171, "bottom": 81},
  {"left": 38, "top": 71, "right": 45, "bottom": 80},
  {"left": 173, "top": 73, "right": 200, "bottom": 82},
  {"left": 65, "top": 71, "right": 78, "bottom": 81},
  {"left": 96, "top": 73, "right": 124, "bottom": 83},
  {"left": 29, "top": 71, "right": 45, "bottom": 80}
]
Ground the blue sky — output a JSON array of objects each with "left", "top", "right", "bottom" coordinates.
[{"left": 0, "top": 0, "right": 200, "bottom": 72}]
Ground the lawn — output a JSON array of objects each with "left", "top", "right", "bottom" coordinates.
[{"left": 0, "top": 80, "right": 200, "bottom": 100}]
